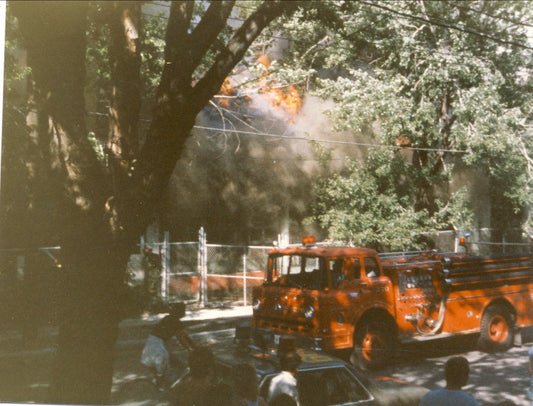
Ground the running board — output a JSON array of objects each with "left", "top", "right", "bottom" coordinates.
[
  {"left": 399, "top": 329, "right": 479, "bottom": 343},
  {"left": 400, "top": 327, "right": 525, "bottom": 346}
]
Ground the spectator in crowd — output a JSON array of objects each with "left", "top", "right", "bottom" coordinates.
[
  {"left": 268, "top": 393, "right": 297, "bottom": 406},
  {"left": 232, "top": 363, "right": 267, "bottom": 406},
  {"left": 141, "top": 302, "right": 196, "bottom": 389},
  {"left": 419, "top": 356, "right": 479, "bottom": 406},
  {"left": 267, "top": 350, "right": 301, "bottom": 405},
  {"left": 172, "top": 345, "right": 233, "bottom": 406}
]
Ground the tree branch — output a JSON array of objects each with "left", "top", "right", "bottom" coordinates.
[
  {"left": 187, "top": 1, "right": 235, "bottom": 71},
  {"left": 191, "top": 1, "right": 297, "bottom": 113},
  {"left": 164, "top": 1, "right": 194, "bottom": 64},
  {"left": 108, "top": 2, "right": 141, "bottom": 188}
]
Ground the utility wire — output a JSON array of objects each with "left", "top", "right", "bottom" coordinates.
[
  {"left": 88, "top": 111, "right": 468, "bottom": 155},
  {"left": 88, "top": 107, "right": 470, "bottom": 155},
  {"left": 148, "top": 1, "right": 533, "bottom": 31},
  {"left": 358, "top": 1, "right": 533, "bottom": 51},
  {"left": 193, "top": 125, "right": 468, "bottom": 154},
  {"left": 141, "top": 2, "right": 533, "bottom": 49},
  {"left": 453, "top": 2, "right": 533, "bottom": 29}
]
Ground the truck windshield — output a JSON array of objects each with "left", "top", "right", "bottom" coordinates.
[{"left": 269, "top": 254, "right": 327, "bottom": 290}]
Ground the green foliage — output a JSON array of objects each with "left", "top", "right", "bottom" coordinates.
[
  {"left": 434, "top": 187, "right": 474, "bottom": 232},
  {"left": 272, "top": 1, "right": 532, "bottom": 246},
  {"left": 1, "top": 5, "right": 32, "bottom": 246},
  {"left": 86, "top": 3, "right": 167, "bottom": 106},
  {"left": 86, "top": 2, "right": 112, "bottom": 91},
  {"left": 140, "top": 13, "right": 166, "bottom": 100},
  {"left": 307, "top": 150, "right": 433, "bottom": 251}
]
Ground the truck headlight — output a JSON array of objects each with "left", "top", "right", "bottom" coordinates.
[
  {"left": 253, "top": 298, "right": 262, "bottom": 311},
  {"left": 304, "top": 305, "right": 315, "bottom": 319}
]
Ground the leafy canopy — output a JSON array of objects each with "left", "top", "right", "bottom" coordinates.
[{"left": 267, "top": 1, "right": 532, "bottom": 248}]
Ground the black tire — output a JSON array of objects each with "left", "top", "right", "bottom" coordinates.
[
  {"left": 479, "top": 304, "right": 514, "bottom": 352},
  {"left": 351, "top": 320, "right": 396, "bottom": 370}
]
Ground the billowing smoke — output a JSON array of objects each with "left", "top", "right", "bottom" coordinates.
[{"left": 160, "top": 76, "right": 370, "bottom": 245}]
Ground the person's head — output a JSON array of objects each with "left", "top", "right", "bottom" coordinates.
[
  {"left": 445, "top": 356, "right": 470, "bottom": 389},
  {"left": 232, "top": 363, "right": 259, "bottom": 401},
  {"left": 268, "top": 393, "right": 297, "bottom": 406},
  {"left": 169, "top": 302, "right": 186, "bottom": 319},
  {"left": 189, "top": 346, "right": 215, "bottom": 379},
  {"left": 279, "top": 350, "right": 302, "bottom": 374},
  {"left": 143, "top": 246, "right": 152, "bottom": 255}
]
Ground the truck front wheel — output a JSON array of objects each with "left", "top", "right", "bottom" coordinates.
[
  {"left": 479, "top": 304, "right": 514, "bottom": 352},
  {"left": 351, "top": 321, "right": 395, "bottom": 370}
]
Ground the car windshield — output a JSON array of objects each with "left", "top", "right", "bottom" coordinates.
[
  {"left": 268, "top": 254, "right": 327, "bottom": 290},
  {"left": 259, "top": 366, "right": 371, "bottom": 406}
]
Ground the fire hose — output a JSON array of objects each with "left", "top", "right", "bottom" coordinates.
[{"left": 416, "top": 293, "right": 448, "bottom": 336}]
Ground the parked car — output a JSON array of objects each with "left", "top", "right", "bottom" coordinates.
[{"left": 173, "top": 326, "right": 429, "bottom": 406}]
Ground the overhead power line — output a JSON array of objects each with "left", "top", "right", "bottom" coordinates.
[
  {"left": 453, "top": 2, "right": 533, "bottom": 29},
  {"left": 142, "top": 2, "right": 533, "bottom": 50},
  {"left": 88, "top": 111, "right": 469, "bottom": 155},
  {"left": 193, "top": 125, "right": 468, "bottom": 154},
  {"left": 358, "top": 1, "right": 533, "bottom": 51}
]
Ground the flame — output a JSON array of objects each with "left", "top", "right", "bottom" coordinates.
[
  {"left": 264, "top": 84, "right": 301, "bottom": 121},
  {"left": 257, "top": 54, "right": 270, "bottom": 68},
  {"left": 218, "top": 78, "right": 237, "bottom": 107},
  {"left": 256, "top": 54, "right": 302, "bottom": 122},
  {"left": 214, "top": 54, "right": 302, "bottom": 123}
]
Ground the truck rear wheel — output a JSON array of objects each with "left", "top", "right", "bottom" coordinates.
[
  {"left": 479, "top": 304, "right": 514, "bottom": 352},
  {"left": 351, "top": 321, "right": 395, "bottom": 370}
]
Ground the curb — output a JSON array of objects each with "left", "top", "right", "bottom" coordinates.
[{"left": 118, "top": 306, "right": 253, "bottom": 328}]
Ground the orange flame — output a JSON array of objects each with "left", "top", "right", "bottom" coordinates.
[
  {"left": 218, "top": 78, "right": 236, "bottom": 107},
  {"left": 257, "top": 54, "right": 270, "bottom": 68},
  {"left": 256, "top": 54, "right": 302, "bottom": 122},
  {"left": 215, "top": 54, "right": 302, "bottom": 123},
  {"left": 264, "top": 84, "right": 301, "bottom": 121}
]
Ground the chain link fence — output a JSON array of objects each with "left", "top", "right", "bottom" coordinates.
[
  {"left": 137, "top": 229, "right": 271, "bottom": 307},
  {"left": 3, "top": 227, "right": 532, "bottom": 320},
  {"left": 201, "top": 244, "right": 270, "bottom": 306}
]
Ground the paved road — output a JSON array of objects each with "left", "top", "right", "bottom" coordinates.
[
  {"left": 375, "top": 335, "right": 532, "bottom": 406},
  {"left": 1, "top": 307, "right": 532, "bottom": 406},
  {"left": 112, "top": 318, "right": 533, "bottom": 406}
]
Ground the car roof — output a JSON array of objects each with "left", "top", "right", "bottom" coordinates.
[{"left": 213, "top": 344, "right": 362, "bottom": 378}]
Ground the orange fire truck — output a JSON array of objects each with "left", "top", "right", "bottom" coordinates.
[{"left": 252, "top": 237, "right": 533, "bottom": 369}]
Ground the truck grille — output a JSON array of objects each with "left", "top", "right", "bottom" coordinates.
[{"left": 255, "top": 317, "right": 314, "bottom": 336}]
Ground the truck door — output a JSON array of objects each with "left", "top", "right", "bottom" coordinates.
[
  {"left": 362, "top": 257, "right": 394, "bottom": 309},
  {"left": 321, "top": 256, "right": 392, "bottom": 350}
]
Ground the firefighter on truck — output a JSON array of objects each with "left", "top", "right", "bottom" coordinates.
[{"left": 252, "top": 236, "right": 533, "bottom": 370}]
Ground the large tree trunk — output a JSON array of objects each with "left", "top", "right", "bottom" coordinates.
[
  {"left": 48, "top": 243, "right": 130, "bottom": 404},
  {"left": 14, "top": 3, "right": 126, "bottom": 403},
  {"left": 13, "top": 1, "right": 297, "bottom": 403}
]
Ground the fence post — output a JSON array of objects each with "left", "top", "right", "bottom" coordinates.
[
  {"left": 196, "top": 229, "right": 201, "bottom": 304},
  {"left": 243, "top": 247, "right": 247, "bottom": 306},
  {"left": 161, "top": 231, "right": 170, "bottom": 300},
  {"left": 198, "top": 227, "right": 207, "bottom": 308},
  {"left": 140, "top": 235, "right": 145, "bottom": 253},
  {"left": 502, "top": 235, "right": 506, "bottom": 254}
]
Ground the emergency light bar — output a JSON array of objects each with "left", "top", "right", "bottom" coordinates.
[{"left": 302, "top": 236, "right": 316, "bottom": 246}]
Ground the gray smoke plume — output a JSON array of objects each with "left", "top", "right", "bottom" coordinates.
[{"left": 160, "top": 87, "right": 369, "bottom": 245}]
